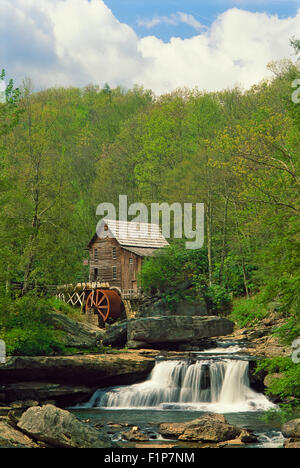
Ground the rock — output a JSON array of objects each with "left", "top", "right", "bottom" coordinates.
[
  {"left": 9, "top": 400, "right": 39, "bottom": 409},
  {"left": 1, "top": 381, "right": 92, "bottom": 406},
  {"left": 243, "top": 334, "right": 291, "bottom": 359},
  {"left": 284, "top": 439, "right": 300, "bottom": 448},
  {"left": 17, "top": 404, "right": 114, "bottom": 448},
  {"left": 178, "top": 418, "right": 240, "bottom": 442},
  {"left": 8, "top": 408, "right": 25, "bottom": 427},
  {"left": 0, "top": 420, "right": 39, "bottom": 448},
  {"left": 136, "top": 443, "right": 176, "bottom": 449},
  {"left": 0, "top": 352, "right": 156, "bottom": 389},
  {"left": 122, "top": 426, "right": 149, "bottom": 442},
  {"left": 47, "top": 311, "right": 105, "bottom": 349},
  {"left": 159, "top": 422, "right": 187, "bottom": 439},
  {"left": 262, "top": 318, "right": 276, "bottom": 327},
  {"left": 239, "top": 429, "right": 258, "bottom": 443},
  {"left": 127, "top": 316, "right": 234, "bottom": 348},
  {"left": 263, "top": 373, "right": 284, "bottom": 389},
  {"left": 102, "top": 320, "right": 127, "bottom": 348},
  {"left": 282, "top": 419, "right": 300, "bottom": 439},
  {"left": 222, "top": 438, "right": 244, "bottom": 446},
  {"left": 160, "top": 414, "right": 243, "bottom": 443},
  {"left": 247, "top": 329, "right": 270, "bottom": 340},
  {"left": 0, "top": 406, "right": 11, "bottom": 416}
]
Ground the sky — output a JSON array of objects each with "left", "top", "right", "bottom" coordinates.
[{"left": 0, "top": 0, "right": 299, "bottom": 95}]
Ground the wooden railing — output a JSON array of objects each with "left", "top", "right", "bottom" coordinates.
[{"left": 121, "top": 289, "right": 142, "bottom": 299}]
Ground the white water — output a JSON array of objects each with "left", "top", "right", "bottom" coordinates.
[{"left": 84, "top": 359, "right": 276, "bottom": 413}]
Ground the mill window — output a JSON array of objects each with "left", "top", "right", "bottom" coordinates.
[
  {"left": 112, "top": 266, "right": 117, "bottom": 280},
  {"left": 112, "top": 247, "right": 117, "bottom": 259}
]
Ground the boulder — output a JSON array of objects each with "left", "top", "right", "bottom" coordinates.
[
  {"left": 178, "top": 416, "right": 240, "bottom": 442},
  {"left": 282, "top": 419, "right": 300, "bottom": 440},
  {"left": 17, "top": 404, "right": 113, "bottom": 448},
  {"left": 159, "top": 414, "right": 251, "bottom": 443},
  {"left": 47, "top": 311, "right": 105, "bottom": 349},
  {"left": 263, "top": 373, "right": 284, "bottom": 389},
  {"left": 239, "top": 429, "right": 258, "bottom": 443},
  {"left": 102, "top": 320, "right": 127, "bottom": 348},
  {"left": 0, "top": 420, "right": 39, "bottom": 448},
  {"left": 121, "top": 426, "right": 149, "bottom": 442},
  {"left": 127, "top": 316, "right": 234, "bottom": 349},
  {"left": 284, "top": 439, "right": 300, "bottom": 449}
]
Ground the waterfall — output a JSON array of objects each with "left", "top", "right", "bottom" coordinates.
[{"left": 84, "top": 358, "right": 275, "bottom": 413}]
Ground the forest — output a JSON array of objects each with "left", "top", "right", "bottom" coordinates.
[{"left": 0, "top": 43, "right": 299, "bottom": 413}]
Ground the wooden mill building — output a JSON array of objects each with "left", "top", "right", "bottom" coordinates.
[{"left": 88, "top": 219, "right": 169, "bottom": 294}]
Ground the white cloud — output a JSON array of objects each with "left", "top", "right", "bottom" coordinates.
[
  {"left": 138, "top": 12, "right": 206, "bottom": 32},
  {"left": 0, "top": 1, "right": 299, "bottom": 94}
]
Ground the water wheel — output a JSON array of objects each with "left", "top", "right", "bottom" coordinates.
[{"left": 85, "top": 289, "right": 122, "bottom": 324}]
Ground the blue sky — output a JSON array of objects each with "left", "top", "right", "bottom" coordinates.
[
  {"left": 104, "top": 0, "right": 300, "bottom": 41},
  {"left": 1, "top": 0, "right": 299, "bottom": 94}
]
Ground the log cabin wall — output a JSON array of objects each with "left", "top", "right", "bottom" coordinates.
[
  {"left": 89, "top": 237, "right": 143, "bottom": 292},
  {"left": 89, "top": 237, "right": 122, "bottom": 289},
  {"left": 121, "top": 249, "right": 142, "bottom": 291}
]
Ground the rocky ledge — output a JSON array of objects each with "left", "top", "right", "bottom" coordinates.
[
  {"left": 127, "top": 315, "right": 235, "bottom": 349},
  {"left": 0, "top": 351, "right": 157, "bottom": 406}
]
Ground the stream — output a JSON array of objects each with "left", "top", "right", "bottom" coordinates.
[{"left": 71, "top": 342, "right": 285, "bottom": 448}]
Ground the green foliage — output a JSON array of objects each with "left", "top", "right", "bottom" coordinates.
[
  {"left": 47, "top": 298, "right": 86, "bottom": 323},
  {"left": 230, "top": 296, "right": 269, "bottom": 327},
  {"left": 140, "top": 242, "right": 231, "bottom": 313},
  {"left": 272, "top": 316, "right": 300, "bottom": 345},
  {"left": 140, "top": 242, "right": 208, "bottom": 293},
  {"left": 0, "top": 53, "right": 299, "bottom": 355},
  {"left": 261, "top": 405, "right": 299, "bottom": 425},
  {"left": 255, "top": 357, "right": 300, "bottom": 405},
  {"left": 204, "top": 285, "right": 232, "bottom": 315},
  {"left": 0, "top": 294, "right": 65, "bottom": 356}
]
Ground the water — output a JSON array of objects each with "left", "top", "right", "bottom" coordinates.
[
  {"left": 71, "top": 408, "right": 284, "bottom": 448},
  {"left": 74, "top": 345, "right": 283, "bottom": 448},
  {"left": 81, "top": 358, "right": 275, "bottom": 413}
]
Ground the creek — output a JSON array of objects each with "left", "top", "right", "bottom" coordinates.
[{"left": 72, "top": 342, "right": 284, "bottom": 448}]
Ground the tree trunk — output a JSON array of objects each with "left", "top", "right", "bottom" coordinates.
[
  {"left": 206, "top": 191, "right": 213, "bottom": 287},
  {"left": 219, "top": 196, "right": 229, "bottom": 285}
]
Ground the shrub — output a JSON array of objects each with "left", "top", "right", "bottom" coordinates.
[
  {"left": 140, "top": 242, "right": 209, "bottom": 309},
  {"left": 230, "top": 295, "right": 268, "bottom": 328},
  {"left": 0, "top": 294, "right": 65, "bottom": 356},
  {"left": 204, "top": 284, "right": 232, "bottom": 315},
  {"left": 272, "top": 315, "right": 300, "bottom": 345},
  {"left": 255, "top": 357, "right": 300, "bottom": 406}
]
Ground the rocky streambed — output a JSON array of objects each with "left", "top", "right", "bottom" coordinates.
[
  {"left": 0, "top": 403, "right": 289, "bottom": 449},
  {"left": 0, "top": 311, "right": 296, "bottom": 449}
]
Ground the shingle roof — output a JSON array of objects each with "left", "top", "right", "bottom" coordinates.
[
  {"left": 89, "top": 219, "right": 169, "bottom": 249},
  {"left": 122, "top": 246, "right": 159, "bottom": 257}
]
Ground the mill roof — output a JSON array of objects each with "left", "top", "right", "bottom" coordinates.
[{"left": 88, "top": 219, "right": 169, "bottom": 252}]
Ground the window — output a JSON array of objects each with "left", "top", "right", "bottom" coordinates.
[
  {"left": 112, "top": 247, "right": 117, "bottom": 259},
  {"left": 94, "top": 248, "right": 98, "bottom": 261},
  {"left": 129, "top": 257, "right": 133, "bottom": 265},
  {"left": 112, "top": 266, "right": 117, "bottom": 280}
]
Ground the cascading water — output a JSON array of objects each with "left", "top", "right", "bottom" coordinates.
[{"left": 84, "top": 357, "right": 275, "bottom": 413}]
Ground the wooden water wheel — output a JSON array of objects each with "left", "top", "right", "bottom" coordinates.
[{"left": 85, "top": 289, "right": 122, "bottom": 324}]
